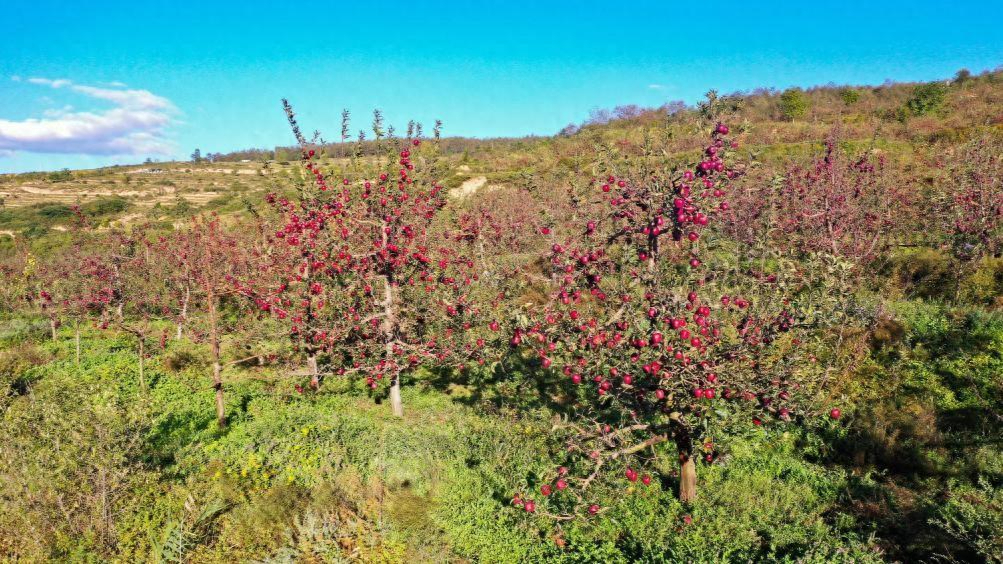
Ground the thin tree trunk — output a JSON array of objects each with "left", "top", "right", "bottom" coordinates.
[
  {"left": 301, "top": 249, "right": 320, "bottom": 391},
  {"left": 674, "top": 425, "right": 697, "bottom": 502},
  {"left": 113, "top": 263, "right": 124, "bottom": 322},
  {"left": 647, "top": 231, "right": 657, "bottom": 273},
  {"left": 679, "top": 456, "right": 697, "bottom": 502},
  {"left": 209, "top": 296, "right": 226, "bottom": 428},
  {"left": 307, "top": 353, "right": 320, "bottom": 389},
  {"left": 954, "top": 260, "right": 969, "bottom": 303},
  {"left": 176, "top": 285, "right": 190, "bottom": 339},
  {"left": 390, "top": 376, "right": 403, "bottom": 418},
  {"left": 213, "top": 360, "right": 225, "bottom": 427},
  {"left": 477, "top": 235, "right": 491, "bottom": 278},
  {"left": 381, "top": 271, "right": 402, "bottom": 418},
  {"left": 138, "top": 337, "right": 146, "bottom": 391}
]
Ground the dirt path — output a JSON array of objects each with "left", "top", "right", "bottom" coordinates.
[
  {"left": 450, "top": 176, "right": 487, "bottom": 198},
  {"left": 193, "top": 168, "right": 269, "bottom": 175},
  {"left": 109, "top": 212, "right": 145, "bottom": 226},
  {"left": 18, "top": 185, "right": 150, "bottom": 197}
]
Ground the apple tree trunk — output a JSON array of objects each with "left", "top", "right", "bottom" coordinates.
[
  {"left": 381, "top": 273, "right": 402, "bottom": 418},
  {"left": 75, "top": 322, "right": 81, "bottom": 366},
  {"left": 212, "top": 361, "right": 226, "bottom": 428},
  {"left": 137, "top": 337, "right": 146, "bottom": 392},
  {"left": 307, "top": 354, "right": 320, "bottom": 390},
  {"left": 390, "top": 375, "right": 403, "bottom": 418},
  {"left": 674, "top": 426, "right": 697, "bottom": 502},
  {"left": 208, "top": 296, "right": 227, "bottom": 428},
  {"left": 176, "top": 285, "right": 190, "bottom": 340},
  {"left": 679, "top": 456, "right": 697, "bottom": 502}
]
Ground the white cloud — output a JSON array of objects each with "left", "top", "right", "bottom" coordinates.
[
  {"left": 648, "top": 84, "right": 665, "bottom": 90},
  {"left": 0, "top": 77, "right": 178, "bottom": 156},
  {"left": 10, "top": 75, "right": 21, "bottom": 82},
  {"left": 27, "top": 77, "right": 72, "bottom": 88},
  {"left": 42, "top": 105, "right": 76, "bottom": 118}
]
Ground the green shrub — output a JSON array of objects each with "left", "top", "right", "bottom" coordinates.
[
  {"left": 80, "top": 196, "right": 130, "bottom": 217},
  {"left": 887, "top": 248, "right": 954, "bottom": 300},
  {"left": 929, "top": 478, "right": 1003, "bottom": 563},
  {"left": 0, "top": 343, "right": 48, "bottom": 398},
  {"left": 47, "top": 168, "right": 73, "bottom": 182},
  {"left": 0, "top": 350, "right": 154, "bottom": 560},
  {"left": 905, "top": 82, "right": 948, "bottom": 117},
  {"left": 435, "top": 429, "right": 883, "bottom": 562},
  {"left": 34, "top": 202, "right": 74, "bottom": 220},
  {"left": 841, "top": 88, "right": 861, "bottom": 106},
  {"left": 779, "top": 88, "right": 810, "bottom": 120},
  {"left": 960, "top": 257, "right": 1003, "bottom": 306},
  {"left": 162, "top": 339, "right": 209, "bottom": 372},
  {"left": 0, "top": 316, "right": 52, "bottom": 345}
]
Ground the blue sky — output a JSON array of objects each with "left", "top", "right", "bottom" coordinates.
[{"left": 1, "top": 0, "right": 1001, "bottom": 173}]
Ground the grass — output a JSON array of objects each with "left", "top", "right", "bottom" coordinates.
[
  {"left": 0, "top": 322, "right": 903, "bottom": 562},
  {"left": 0, "top": 268, "right": 1000, "bottom": 562}
]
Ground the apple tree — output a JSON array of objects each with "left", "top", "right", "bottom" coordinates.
[
  {"left": 504, "top": 123, "right": 828, "bottom": 518},
  {"left": 240, "top": 101, "right": 490, "bottom": 417}
]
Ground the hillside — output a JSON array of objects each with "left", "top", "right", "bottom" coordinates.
[
  {"left": 4, "top": 71, "right": 1001, "bottom": 233},
  {"left": 1, "top": 70, "right": 1001, "bottom": 563}
]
